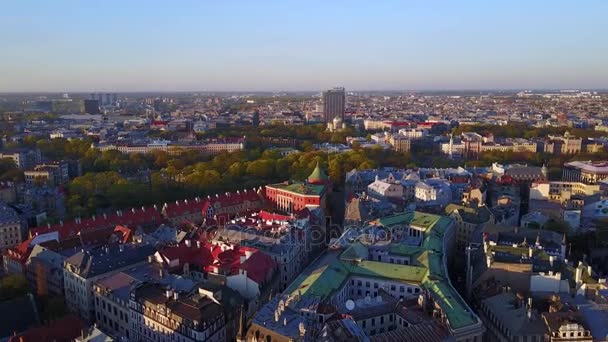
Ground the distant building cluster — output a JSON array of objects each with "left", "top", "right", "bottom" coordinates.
[
  {"left": 3, "top": 89, "right": 608, "bottom": 341},
  {"left": 95, "top": 137, "right": 246, "bottom": 156}
]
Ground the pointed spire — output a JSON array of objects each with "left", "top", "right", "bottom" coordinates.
[{"left": 308, "top": 160, "right": 329, "bottom": 184}]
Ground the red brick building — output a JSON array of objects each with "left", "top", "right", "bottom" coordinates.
[{"left": 265, "top": 162, "right": 331, "bottom": 212}]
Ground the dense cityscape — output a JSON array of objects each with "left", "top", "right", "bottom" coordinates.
[
  {"left": 0, "top": 88, "right": 608, "bottom": 341},
  {"left": 2, "top": 0, "right": 608, "bottom": 341}
]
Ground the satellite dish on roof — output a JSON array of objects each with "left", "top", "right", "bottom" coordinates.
[{"left": 345, "top": 299, "right": 355, "bottom": 311}]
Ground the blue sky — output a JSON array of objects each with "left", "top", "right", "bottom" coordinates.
[{"left": 1, "top": 0, "right": 607, "bottom": 91}]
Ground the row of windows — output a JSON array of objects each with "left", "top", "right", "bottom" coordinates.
[{"left": 351, "top": 279, "right": 420, "bottom": 294}]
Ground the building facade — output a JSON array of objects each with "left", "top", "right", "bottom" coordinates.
[
  {"left": 129, "top": 284, "right": 227, "bottom": 342},
  {"left": 0, "top": 150, "right": 41, "bottom": 170},
  {"left": 0, "top": 204, "right": 22, "bottom": 251},
  {"left": 63, "top": 244, "right": 155, "bottom": 322},
  {"left": 563, "top": 161, "right": 608, "bottom": 184},
  {"left": 265, "top": 162, "right": 330, "bottom": 213},
  {"left": 322, "top": 87, "right": 345, "bottom": 122}
]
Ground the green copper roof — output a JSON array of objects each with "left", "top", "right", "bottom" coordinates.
[
  {"left": 389, "top": 244, "right": 424, "bottom": 257},
  {"left": 308, "top": 161, "right": 329, "bottom": 182},
  {"left": 286, "top": 262, "right": 349, "bottom": 300},
  {"left": 341, "top": 242, "right": 369, "bottom": 261},
  {"left": 423, "top": 278, "right": 477, "bottom": 330},
  {"left": 268, "top": 181, "right": 326, "bottom": 196},
  {"left": 285, "top": 258, "right": 428, "bottom": 301},
  {"left": 282, "top": 211, "right": 480, "bottom": 332},
  {"left": 343, "top": 260, "right": 428, "bottom": 283},
  {"left": 377, "top": 211, "right": 442, "bottom": 232}
]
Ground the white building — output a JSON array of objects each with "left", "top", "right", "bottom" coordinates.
[
  {"left": 367, "top": 178, "right": 404, "bottom": 200},
  {"left": 440, "top": 136, "right": 465, "bottom": 157},
  {"left": 63, "top": 244, "right": 155, "bottom": 322},
  {"left": 415, "top": 179, "right": 452, "bottom": 206},
  {"left": 397, "top": 127, "right": 428, "bottom": 140},
  {"left": 529, "top": 181, "right": 600, "bottom": 202}
]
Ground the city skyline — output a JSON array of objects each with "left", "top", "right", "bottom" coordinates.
[{"left": 1, "top": 0, "right": 607, "bottom": 92}]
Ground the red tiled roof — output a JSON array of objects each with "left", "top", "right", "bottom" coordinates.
[
  {"left": 26, "top": 190, "right": 264, "bottom": 252},
  {"left": 113, "top": 225, "right": 133, "bottom": 244},
  {"left": 163, "top": 198, "right": 208, "bottom": 218},
  {"left": 40, "top": 227, "right": 115, "bottom": 251},
  {"left": 8, "top": 314, "right": 84, "bottom": 342},
  {"left": 159, "top": 242, "right": 214, "bottom": 270},
  {"left": 14, "top": 238, "right": 32, "bottom": 256},
  {"left": 258, "top": 210, "right": 292, "bottom": 222},
  {"left": 4, "top": 238, "right": 34, "bottom": 265},
  {"left": 30, "top": 207, "right": 164, "bottom": 240},
  {"left": 209, "top": 190, "right": 263, "bottom": 208},
  {"left": 499, "top": 175, "right": 514, "bottom": 184},
  {"left": 159, "top": 241, "right": 275, "bottom": 284},
  {"left": 239, "top": 250, "right": 276, "bottom": 283}
]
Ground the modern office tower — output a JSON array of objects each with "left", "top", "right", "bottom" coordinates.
[
  {"left": 83, "top": 99, "right": 100, "bottom": 114},
  {"left": 89, "top": 93, "right": 117, "bottom": 106},
  {"left": 90, "top": 93, "right": 102, "bottom": 105},
  {"left": 322, "top": 87, "right": 345, "bottom": 122}
]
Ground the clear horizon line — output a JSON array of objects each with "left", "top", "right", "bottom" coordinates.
[{"left": 1, "top": 87, "right": 608, "bottom": 94}]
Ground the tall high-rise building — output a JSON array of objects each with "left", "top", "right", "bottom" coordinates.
[
  {"left": 83, "top": 99, "right": 100, "bottom": 114},
  {"left": 322, "top": 87, "right": 345, "bottom": 122},
  {"left": 89, "top": 93, "right": 117, "bottom": 106}
]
